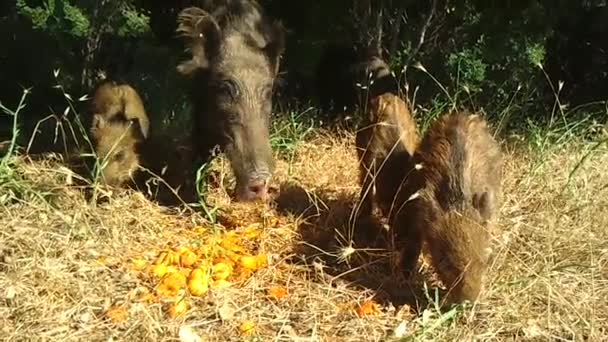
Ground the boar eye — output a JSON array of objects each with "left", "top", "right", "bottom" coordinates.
[
  {"left": 113, "top": 151, "right": 125, "bottom": 162},
  {"left": 225, "top": 114, "right": 243, "bottom": 127},
  {"left": 262, "top": 84, "right": 273, "bottom": 100},
  {"left": 217, "top": 79, "right": 238, "bottom": 99}
]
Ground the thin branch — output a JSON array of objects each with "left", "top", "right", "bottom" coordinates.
[
  {"left": 388, "top": 7, "right": 406, "bottom": 57},
  {"left": 403, "top": 0, "right": 438, "bottom": 70},
  {"left": 375, "top": 8, "right": 383, "bottom": 55}
]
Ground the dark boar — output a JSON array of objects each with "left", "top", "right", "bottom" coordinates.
[
  {"left": 389, "top": 112, "right": 503, "bottom": 304},
  {"left": 175, "top": 1, "right": 285, "bottom": 202},
  {"left": 355, "top": 93, "right": 420, "bottom": 223},
  {"left": 315, "top": 43, "right": 398, "bottom": 119},
  {"left": 87, "top": 80, "right": 149, "bottom": 187}
]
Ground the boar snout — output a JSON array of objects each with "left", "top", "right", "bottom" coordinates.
[{"left": 236, "top": 171, "right": 272, "bottom": 202}]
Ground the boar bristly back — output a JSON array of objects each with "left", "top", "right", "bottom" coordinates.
[
  {"left": 176, "top": 1, "right": 285, "bottom": 202},
  {"left": 390, "top": 112, "right": 503, "bottom": 305}
]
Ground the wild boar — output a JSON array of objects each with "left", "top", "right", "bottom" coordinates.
[
  {"left": 87, "top": 79, "right": 149, "bottom": 187},
  {"left": 89, "top": 115, "right": 144, "bottom": 187},
  {"left": 89, "top": 79, "right": 149, "bottom": 139},
  {"left": 175, "top": 1, "right": 285, "bottom": 202},
  {"left": 355, "top": 93, "right": 420, "bottom": 223},
  {"left": 390, "top": 111, "right": 503, "bottom": 304}
]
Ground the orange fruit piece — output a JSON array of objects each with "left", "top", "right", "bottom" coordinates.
[
  {"left": 105, "top": 305, "right": 128, "bottom": 322},
  {"left": 267, "top": 286, "right": 287, "bottom": 301},
  {"left": 180, "top": 250, "right": 198, "bottom": 267},
  {"left": 256, "top": 254, "right": 268, "bottom": 266},
  {"left": 129, "top": 258, "right": 148, "bottom": 271},
  {"left": 212, "top": 263, "right": 232, "bottom": 281},
  {"left": 239, "top": 254, "right": 267, "bottom": 270},
  {"left": 179, "top": 267, "right": 193, "bottom": 278},
  {"left": 176, "top": 246, "right": 192, "bottom": 254},
  {"left": 156, "top": 283, "right": 176, "bottom": 297},
  {"left": 167, "top": 299, "right": 188, "bottom": 318},
  {"left": 220, "top": 239, "right": 247, "bottom": 254},
  {"left": 239, "top": 320, "right": 256, "bottom": 335},
  {"left": 166, "top": 265, "right": 179, "bottom": 275},
  {"left": 189, "top": 267, "right": 208, "bottom": 280},
  {"left": 214, "top": 256, "right": 236, "bottom": 268},
  {"left": 243, "top": 224, "right": 261, "bottom": 239},
  {"left": 354, "top": 300, "right": 382, "bottom": 316},
  {"left": 148, "top": 264, "right": 168, "bottom": 278},
  {"left": 238, "top": 256, "right": 259, "bottom": 270},
  {"left": 163, "top": 272, "right": 187, "bottom": 292},
  {"left": 188, "top": 269, "right": 209, "bottom": 296}
]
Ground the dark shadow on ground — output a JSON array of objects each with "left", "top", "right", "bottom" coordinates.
[
  {"left": 130, "top": 133, "right": 199, "bottom": 207},
  {"left": 274, "top": 181, "right": 445, "bottom": 312}
]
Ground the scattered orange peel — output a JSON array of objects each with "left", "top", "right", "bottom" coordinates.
[
  {"left": 148, "top": 264, "right": 168, "bottom": 278},
  {"left": 212, "top": 262, "right": 232, "bottom": 280},
  {"left": 239, "top": 254, "right": 267, "bottom": 270},
  {"left": 267, "top": 286, "right": 287, "bottom": 301},
  {"left": 105, "top": 305, "right": 128, "bottom": 322},
  {"left": 129, "top": 258, "right": 148, "bottom": 270},
  {"left": 125, "top": 222, "right": 269, "bottom": 311},
  {"left": 354, "top": 300, "right": 382, "bottom": 317},
  {"left": 167, "top": 298, "right": 188, "bottom": 318},
  {"left": 188, "top": 272, "right": 210, "bottom": 296},
  {"left": 180, "top": 249, "right": 198, "bottom": 267},
  {"left": 239, "top": 320, "right": 256, "bottom": 335}
]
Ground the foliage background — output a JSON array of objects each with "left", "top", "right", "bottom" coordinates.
[{"left": 1, "top": 0, "right": 607, "bottom": 142}]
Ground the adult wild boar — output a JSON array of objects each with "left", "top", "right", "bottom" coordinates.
[
  {"left": 390, "top": 112, "right": 503, "bottom": 305},
  {"left": 176, "top": 1, "right": 285, "bottom": 202}
]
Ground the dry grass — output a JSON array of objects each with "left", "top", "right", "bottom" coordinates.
[{"left": 1, "top": 130, "right": 607, "bottom": 341}]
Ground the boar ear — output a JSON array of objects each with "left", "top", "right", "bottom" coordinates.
[
  {"left": 264, "top": 20, "right": 286, "bottom": 76},
  {"left": 473, "top": 191, "right": 494, "bottom": 221},
  {"left": 127, "top": 119, "right": 146, "bottom": 142},
  {"left": 91, "top": 115, "right": 106, "bottom": 133},
  {"left": 176, "top": 7, "right": 222, "bottom": 75}
]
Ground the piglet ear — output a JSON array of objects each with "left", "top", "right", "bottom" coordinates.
[
  {"left": 264, "top": 20, "right": 286, "bottom": 76},
  {"left": 473, "top": 191, "right": 495, "bottom": 221},
  {"left": 91, "top": 115, "right": 106, "bottom": 133},
  {"left": 176, "top": 7, "right": 222, "bottom": 75},
  {"left": 126, "top": 118, "right": 146, "bottom": 142}
]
